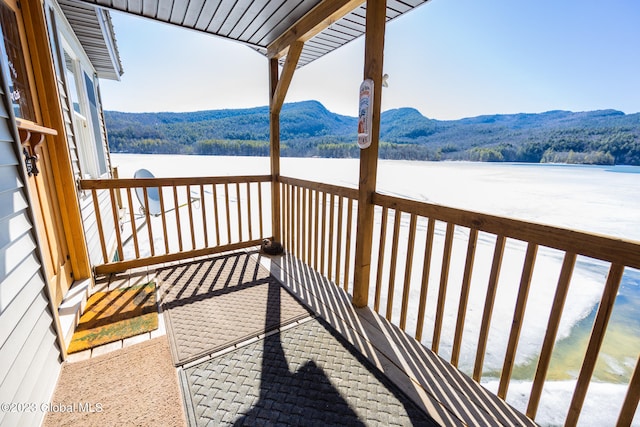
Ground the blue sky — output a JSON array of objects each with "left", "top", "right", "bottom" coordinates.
[{"left": 100, "top": 0, "right": 640, "bottom": 120}]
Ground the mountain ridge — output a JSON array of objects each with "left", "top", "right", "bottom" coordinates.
[{"left": 105, "top": 100, "right": 640, "bottom": 165}]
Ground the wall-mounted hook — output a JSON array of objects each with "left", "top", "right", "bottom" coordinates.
[
  {"left": 16, "top": 119, "right": 55, "bottom": 178},
  {"left": 18, "top": 127, "right": 42, "bottom": 177},
  {"left": 23, "top": 146, "right": 39, "bottom": 176}
]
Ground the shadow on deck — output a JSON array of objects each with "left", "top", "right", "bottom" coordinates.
[
  {"left": 51, "top": 248, "right": 536, "bottom": 426},
  {"left": 158, "top": 251, "right": 437, "bottom": 426},
  {"left": 161, "top": 249, "right": 535, "bottom": 426},
  {"left": 267, "top": 251, "right": 536, "bottom": 427}
]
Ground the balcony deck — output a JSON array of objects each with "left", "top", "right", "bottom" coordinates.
[
  {"left": 45, "top": 247, "right": 535, "bottom": 426},
  {"left": 73, "top": 173, "right": 640, "bottom": 426}
]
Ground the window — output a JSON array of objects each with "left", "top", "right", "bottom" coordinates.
[
  {"left": 0, "top": 0, "right": 35, "bottom": 121},
  {"left": 63, "top": 45, "right": 108, "bottom": 178},
  {"left": 64, "top": 51, "right": 81, "bottom": 114},
  {"left": 84, "top": 72, "right": 107, "bottom": 175}
]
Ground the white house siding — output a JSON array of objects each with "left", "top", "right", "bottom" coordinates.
[
  {"left": 47, "top": 0, "right": 117, "bottom": 267},
  {"left": 80, "top": 190, "right": 117, "bottom": 265},
  {"left": 58, "top": 77, "right": 82, "bottom": 178},
  {"left": 0, "top": 72, "right": 61, "bottom": 427}
]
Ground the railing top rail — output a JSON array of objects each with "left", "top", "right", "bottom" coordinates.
[
  {"left": 373, "top": 192, "right": 640, "bottom": 269},
  {"left": 80, "top": 174, "right": 272, "bottom": 190},
  {"left": 278, "top": 175, "right": 359, "bottom": 199}
]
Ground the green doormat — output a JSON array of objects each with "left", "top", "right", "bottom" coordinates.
[{"left": 68, "top": 282, "right": 158, "bottom": 354}]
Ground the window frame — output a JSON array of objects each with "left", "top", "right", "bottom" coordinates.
[{"left": 60, "top": 34, "right": 108, "bottom": 179}]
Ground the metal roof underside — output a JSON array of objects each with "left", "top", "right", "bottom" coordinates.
[
  {"left": 66, "top": 0, "right": 428, "bottom": 67},
  {"left": 59, "top": 0, "right": 124, "bottom": 79}
]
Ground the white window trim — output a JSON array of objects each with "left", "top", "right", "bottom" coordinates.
[{"left": 61, "top": 36, "right": 105, "bottom": 179}]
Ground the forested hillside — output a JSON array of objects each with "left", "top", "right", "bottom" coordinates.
[{"left": 105, "top": 100, "right": 640, "bottom": 165}]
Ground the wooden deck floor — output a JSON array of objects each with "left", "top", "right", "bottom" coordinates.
[{"left": 62, "top": 247, "right": 536, "bottom": 426}]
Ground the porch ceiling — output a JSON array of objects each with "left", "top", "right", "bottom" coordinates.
[{"left": 65, "top": 0, "right": 429, "bottom": 67}]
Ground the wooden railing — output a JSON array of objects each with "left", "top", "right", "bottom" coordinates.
[
  {"left": 80, "top": 175, "right": 272, "bottom": 274},
  {"left": 81, "top": 173, "right": 640, "bottom": 425},
  {"left": 369, "top": 192, "right": 640, "bottom": 426},
  {"left": 279, "top": 176, "right": 359, "bottom": 292},
  {"left": 278, "top": 176, "right": 640, "bottom": 426}
]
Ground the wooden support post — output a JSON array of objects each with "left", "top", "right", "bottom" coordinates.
[
  {"left": 352, "top": 0, "right": 386, "bottom": 308},
  {"left": 269, "top": 58, "right": 281, "bottom": 243},
  {"left": 269, "top": 42, "right": 303, "bottom": 244}
]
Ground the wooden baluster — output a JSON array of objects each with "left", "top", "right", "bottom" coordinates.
[
  {"left": 308, "top": 187, "right": 313, "bottom": 264},
  {"left": 246, "top": 182, "right": 253, "bottom": 241},
  {"left": 386, "top": 210, "right": 402, "bottom": 321},
  {"left": 236, "top": 182, "right": 243, "bottom": 242},
  {"left": 224, "top": 183, "right": 231, "bottom": 243},
  {"left": 308, "top": 188, "right": 314, "bottom": 266},
  {"left": 566, "top": 263, "right": 625, "bottom": 426},
  {"left": 473, "top": 235, "right": 506, "bottom": 381},
  {"left": 187, "top": 185, "right": 196, "bottom": 250},
  {"left": 281, "top": 183, "right": 291, "bottom": 252},
  {"left": 142, "top": 187, "right": 154, "bottom": 256},
  {"left": 328, "top": 194, "right": 336, "bottom": 281},
  {"left": 320, "top": 191, "right": 327, "bottom": 275},
  {"left": 297, "top": 186, "right": 304, "bottom": 263},
  {"left": 527, "top": 252, "right": 577, "bottom": 419},
  {"left": 314, "top": 189, "right": 320, "bottom": 271},
  {"left": 201, "top": 184, "right": 208, "bottom": 247},
  {"left": 281, "top": 184, "right": 287, "bottom": 248},
  {"left": 298, "top": 186, "right": 303, "bottom": 260},
  {"left": 415, "top": 218, "right": 435, "bottom": 342},
  {"left": 499, "top": 242, "right": 538, "bottom": 398},
  {"left": 617, "top": 354, "right": 640, "bottom": 427},
  {"left": 92, "top": 189, "right": 108, "bottom": 263},
  {"left": 301, "top": 187, "right": 307, "bottom": 263},
  {"left": 432, "top": 222, "right": 455, "bottom": 353},
  {"left": 282, "top": 182, "right": 290, "bottom": 246},
  {"left": 295, "top": 186, "right": 301, "bottom": 259},
  {"left": 286, "top": 183, "right": 291, "bottom": 251},
  {"left": 287, "top": 184, "right": 292, "bottom": 252},
  {"left": 291, "top": 185, "right": 296, "bottom": 256},
  {"left": 125, "top": 188, "right": 140, "bottom": 259},
  {"left": 335, "top": 196, "right": 344, "bottom": 287},
  {"left": 158, "top": 187, "right": 169, "bottom": 253},
  {"left": 173, "top": 186, "right": 183, "bottom": 252},
  {"left": 212, "top": 184, "right": 220, "bottom": 246},
  {"left": 374, "top": 206, "right": 389, "bottom": 312},
  {"left": 451, "top": 228, "right": 479, "bottom": 367},
  {"left": 400, "top": 214, "right": 418, "bottom": 331},
  {"left": 286, "top": 184, "right": 294, "bottom": 251},
  {"left": 257, "top": 181, "right": 264, "bottom": 238},
  {"left": 343, "top": 198, "right": 354, "bottom": 292},
  {"left": 108, "top": 188, "right": 124, "bottom": 261},
  {"left": 287, "top": 183, "right": 292, "bottom": 251},
  {"left": 290, "top": 185, "right": 294, "bottom": 254}
]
